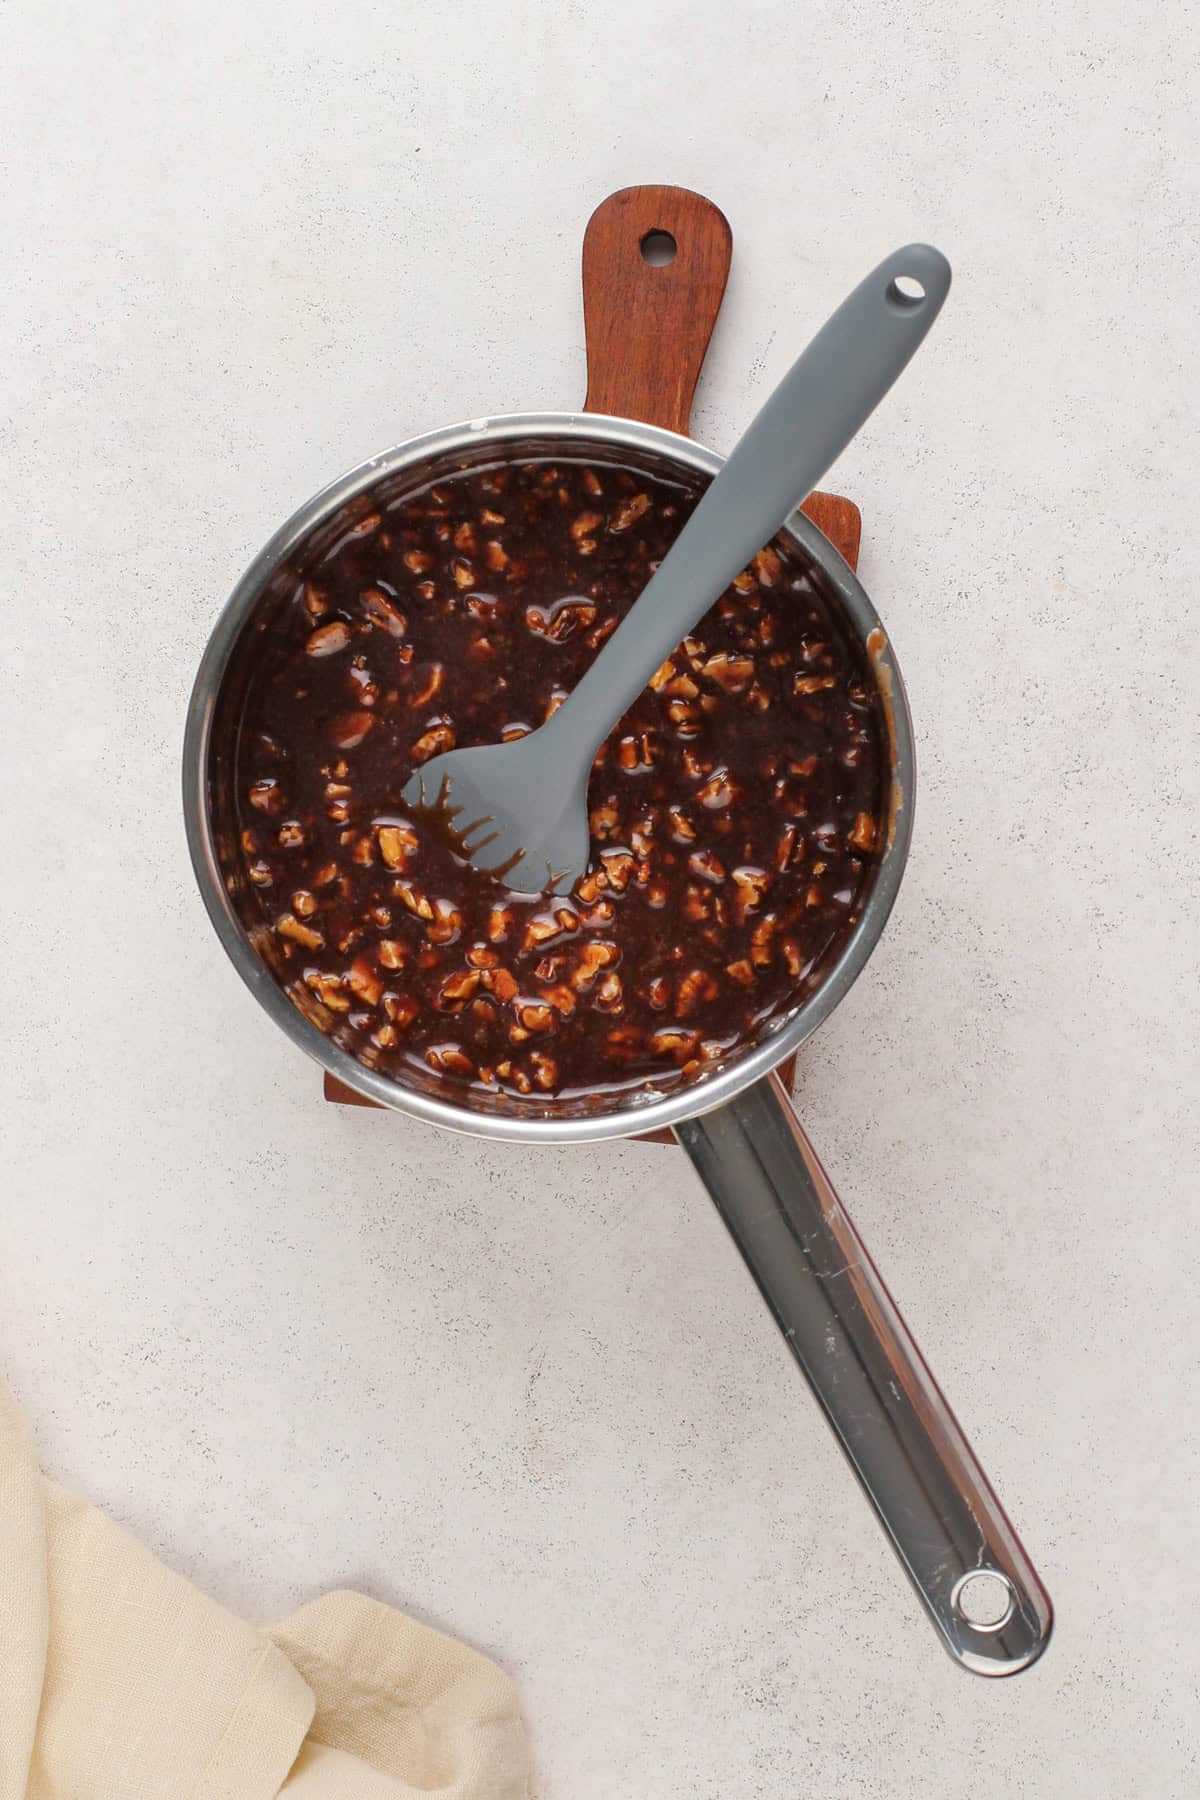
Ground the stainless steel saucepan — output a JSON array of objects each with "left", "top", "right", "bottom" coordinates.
[{"left": 183, "top": 185, "right": 1052, "bottom": 1675}]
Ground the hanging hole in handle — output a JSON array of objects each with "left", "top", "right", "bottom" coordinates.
[
  {"left": 951, "top": 1569, "right": 1017, "bottom": 1634},
  {"left": 640, "top": 229, "right": 678, "bottom": 267},
  {"left": 887, "top": 273, "right": 927, "bottom": 308}
]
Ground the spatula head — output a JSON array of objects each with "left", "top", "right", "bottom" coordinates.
[{"left": 401, "top": 725, "right": 591, "bottom": 897}]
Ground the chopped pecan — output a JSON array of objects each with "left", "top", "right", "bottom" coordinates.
[
  {"left": 427, "top": 898, "right": 464, "bottom": 945},
  {"left": 377, "top": 823, "right": 418, "bottom": 869},
  {"left": 409, "top": 663, "right": 445, "bottom": 708},
  {"left": 306, "top": 621, "right": 351, "bottom": 657},
  {"left": 436, "top": 969, "right": 482, "bottom": 1010},
  {"left": 648, "top": 1027, "right": 701, "bottom": 1063},
  {"left": 329, "top": 710, "right": 375, "bottom": 750},
  {"left": 347, "top": 956, "right": 383, "bottom": 1006},
  {"left": 609, "top": 492, "right": 650, "bottom": 532},
  {"left": 677, "top": 969, "right": 719, "bottom": 1016},
  {"left": 248, "top": 778, "right": 283, "bottom": 814},
  {"left": 394, "top": 879, "right": 434, "bottom": 921},
  {"left": 304, "top": 970, "right": 350, "bottom": 1011},
  {"left": 411, "top": 723, "right": 455, "bottom": 763},
  {"left": 276, "top": 913, "right": 324, "bottom": 950},
  {"left": 848, "top": 811, "right": 877, "bottom": 852},
  {"left": 702, "top": 653, "right": 755, "bottom": 693},
  {"left": 362, "top": 587, "right": 407, "bottom": 635},
  {"left": 426, "top": 1045, "right": 474, "bottom": 1077}
]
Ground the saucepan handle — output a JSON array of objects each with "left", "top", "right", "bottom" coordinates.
[{"left": 673, "top": 1070, "right": 1053, "bottom": 1676}]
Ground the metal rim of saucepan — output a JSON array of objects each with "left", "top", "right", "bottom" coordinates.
[{"left": 183, "top": 410, "right": 915, "bottom": 1144}]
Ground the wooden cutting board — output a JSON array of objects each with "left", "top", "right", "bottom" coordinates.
[{"left": 325, "top": 184, "right": 864, "bottom": 1140}]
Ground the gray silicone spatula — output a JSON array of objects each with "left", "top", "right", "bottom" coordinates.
[{"left": 404, "top": 244, "right": 951, "bottom": 894}]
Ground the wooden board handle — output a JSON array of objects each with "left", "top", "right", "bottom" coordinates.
[{"left": 582, "top": 185, "right": 732, "bottom": 435}]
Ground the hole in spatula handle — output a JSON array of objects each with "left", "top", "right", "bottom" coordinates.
[{"left": 887, "top": 272, "right": 928, "bottom": 307}]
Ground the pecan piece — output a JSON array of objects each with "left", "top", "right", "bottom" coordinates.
[
  {"left": 702, "top": 653, "right": 755, "bottom": 693},
  {"left": 539, "top": 983, "right": 577, "bottom": 1016},
  {"left": 346, "top": 956, "right": 383, "bottom": 1007},
  {"left": 648, "top": 1027, "right": 701, "bottom": 1063},
  {"left": 248, "top": 777, "right": 283, "bottom": 814},
  {"left": 516, "top": 1002, "right": 555, "bottom": 1034},
  {"left": 411, "top": 723, "right": 455, "bottom": 764},
  {"left": 749, "top": 914, "right": 777, "bottom": 965},
  {"left": 589, "top": 800, "right": 620, "bottom": 840},
  {"left": 732, "top": 865, "right": 771, "bottom": 917},
  {"left": 276, "top": 913, "right": 324, "bottom": 950},
  {"left": 571, "top": 940, "right": 620, "bottom": 990},
  {"left": 393, "top": 879, "right": 434, "bottom": 921},
  {"left": 594, "top": 972, "right": 624, "bottom": 1012},
  {"left": 524, "top": 598, "right": 597, "bottom": 643},
  {"left": 304, "top": 970, "right": 350, "bottom": 1011},
  {"left": 306, "top": 621, "right": 351, "bottom": 657},
  {"left": 696, "top": 769, "right": 734, "bottom": 810},
  {"left": 599, "top": 849, "right": 635, "bottom": 891},
  {"left": 524, "top": 912, "right": 566, "bottom": 950},
  {"left": 605, "top": 1023, "right": 643, "bottom": 1062},
  {"left": 377, "top": 823, "right": 418, "bottom": 869},
  {"left": 409, "top": 663, "right": 445, "bottom": 708},
  {"left": 436, "top": 969, "right": 482, "bottom": 1010},
  {"left": 487, "top": 905, "right": 514, "bottom": 942},
  {"left": 688, "top": 848, "right": 726, "bottom": 884},
  {"left": 848, "top": 811, "right": 878, "bottom": 852},
  {"left": 383, "top": 993, "right": 419, "bottom": 1028},
  {"left": 329, "top": 710, "right": 375, "bottom": 750},
  {"left": 609, "top": 492, "right": 650, "bottom": 533},
  {"left": 752, "top": 546, "right": 782, "bottom": 586},
  {"left": 426, "top": 1045, "right": 474, "bottom": 1077},
  {"left": 677, "top": 969, "right": 719, "bottom": 1016},
  {"left": 484, "top": 967, "right": 518, "bottom": 1002},
  {"left": 362, "top": 587, "right": 407, "bottom": 635},
  {"left": 427, "top": 898, "right": 464, "bottom": 944}
]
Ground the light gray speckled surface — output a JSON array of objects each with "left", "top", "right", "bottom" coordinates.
[{"left": 3, "top": 2, "right": 1198, "bottom": 1794}]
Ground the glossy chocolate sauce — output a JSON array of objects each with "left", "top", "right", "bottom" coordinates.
[{"left": 234, "top": 457, "right": 885, "bottom": 1101}]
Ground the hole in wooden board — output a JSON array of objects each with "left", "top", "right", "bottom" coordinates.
[{"left": 640, "top": 229, "right": 677, "bottom": 267}]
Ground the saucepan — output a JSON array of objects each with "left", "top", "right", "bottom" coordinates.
[{"left": 183, "top": 185, "right": 1052, "bottom": 1674}]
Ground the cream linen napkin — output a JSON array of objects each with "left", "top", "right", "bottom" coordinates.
[{"left": 0, "top": 1385, "right": 529, "bottom": 1798}]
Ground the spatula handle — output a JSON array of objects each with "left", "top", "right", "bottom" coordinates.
[{"left": 555, "top": 245, "right": 951, "bottom": 755}]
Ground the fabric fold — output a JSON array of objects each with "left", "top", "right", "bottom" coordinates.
[{"left": 0, "top": 1385, "right": 528, "bottom": 1800}]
